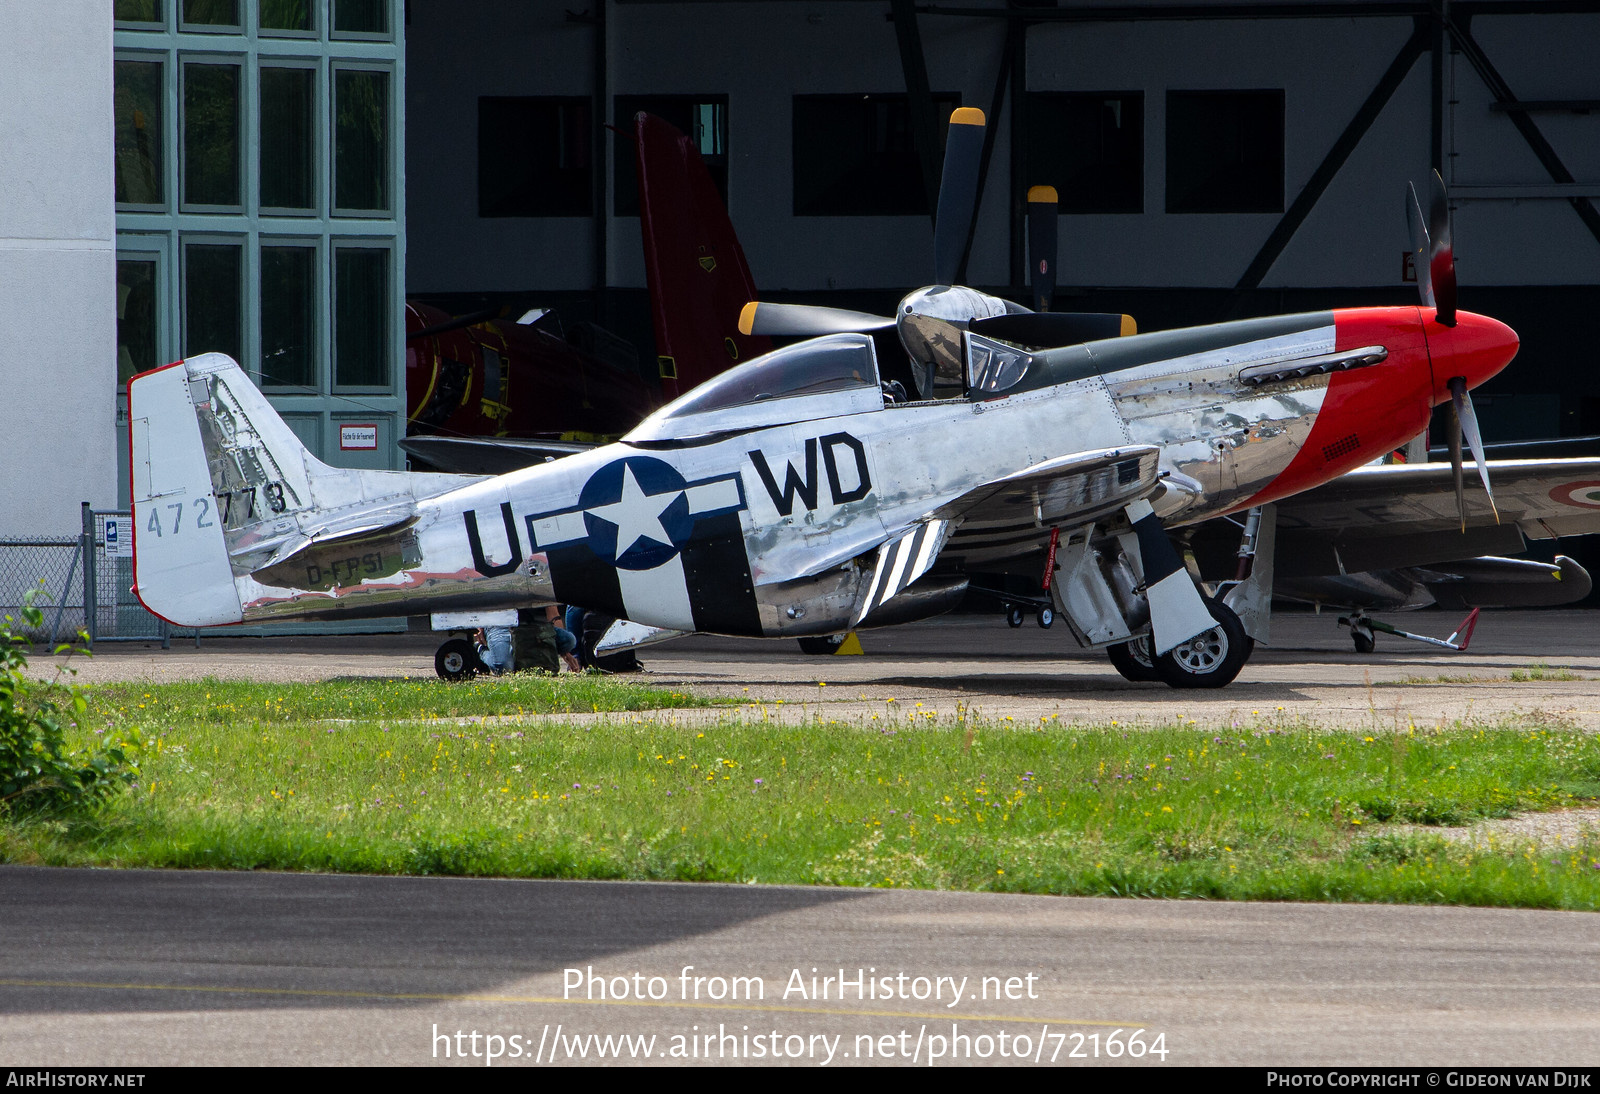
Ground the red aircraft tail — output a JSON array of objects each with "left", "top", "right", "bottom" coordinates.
[{"left": 634, "top": 112, "right": 771, "bottom": 401}]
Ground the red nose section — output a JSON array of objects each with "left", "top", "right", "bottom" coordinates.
[{"left": 1426, "top": 311, "right": 1519, "bottom": 405}]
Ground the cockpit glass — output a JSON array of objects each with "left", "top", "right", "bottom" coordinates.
[
  {"left": 662, "top": 333, "right": 880, "bottom": 419},
  {"left": 965, "top": 333, "right": 1033, "bottom": 393}
]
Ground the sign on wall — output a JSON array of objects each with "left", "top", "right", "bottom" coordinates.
[{"left": 339, "top": 423, "right": 379, "bottom": 451}]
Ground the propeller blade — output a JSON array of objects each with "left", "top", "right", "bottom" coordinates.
[
  {"left": 1448, "top": 376, "right": 1501, "bottom": 524},
  {"left": 1027, "top": 185, "right": 1058, "bottom": 312},
  {"left": 737, "top": 301, "right": 894, "bottom": 338},
  {"left": 1446, "top": 381, "right": 1467, "bottom": 532},
  {"left": 932, "top": 107, "right": 986, "bottom": 286},
  {"left": 969, "top": 311, "right": 1134, "bottom": 348},
  {"left": 1428, "top": 170, "right": 1457, "bottom": 327},
  {"left": 1405, "top": 182, "right": 1434, "bottom": 310}
]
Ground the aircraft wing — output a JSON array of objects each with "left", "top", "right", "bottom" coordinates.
[
  {"left": 848, "top": 445, "right": 1161, "bottom": 626},
  {"left": 1272, "top": 457, "right": 1600, "bottom": 576},
  {"left": 398, "top": 435, "right": 592, "bottom": 474},
  {"left": 935, "top": 445, "right": 1162, "bottom": 567}
]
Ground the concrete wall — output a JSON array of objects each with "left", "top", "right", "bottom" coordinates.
[
  {"left": 0, "top": 0, "right": 117, "bottom": 537},
  {"left": 405, "top": 1, "right": 1600, "bottom": 296}
]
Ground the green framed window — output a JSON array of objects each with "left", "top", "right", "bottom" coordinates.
[
  {"left": 116, "top": 256, "right": 162, "bottom": 386},
  {"left": 114, "top": 58, "right": 164, "bottom": 207},
  {"left": 260, "top": 0, "right": 314, "bottom": 34},
  {"left": 261, "top": 244, "right": 318, "bottom": 389},
  {"left": 334, "top": 246, "right": 390, "bottom": 389},
  {"left": 333, "top": 0, "right": 390, "bottom": 37},
  {"left": 182, "top": 61, "right": 242, "bottom": 209},
  {"left": 181, "top": 0, "right": 240, "bottom": 30},
  {"left": 183, "top": 240, "right": 243, "bottom": 363},
  {"left": 261, "top": 65, "right": 316, "bottom": 212},
  {"left": 334, "top": 68, "right": 390, "bottom": 213}
]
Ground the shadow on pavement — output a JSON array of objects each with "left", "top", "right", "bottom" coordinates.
[{"left": 0, "top": 866, "right": 865, "bottom": 1015}]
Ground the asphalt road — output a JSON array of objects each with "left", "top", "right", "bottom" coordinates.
[
  {"left": 11, "top": 611, "right": 1600, "bottom": 1066},
  {"left": 4, "top": 865, "right": 1600, "bottom": 1066},
  {"left": 36, "top": 608, "right": 1600, "bottom": 729}
]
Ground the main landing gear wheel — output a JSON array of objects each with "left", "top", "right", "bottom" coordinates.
[
  {"left": 797, "top": 634, "right": 846, "bottom": 655},
  {"left": 435, "top": 638, "right": 481, "bottom": 682},
  {"left": 1155, "top": 598, "right": 1251, "bottom": 690},
  {"left": 1037, "top": 606, "right": 1054, "bottom": 628},
  {"left": 1006, "top": 607, "right": 1025, "bottom": 628},
  {"left": 1106, "top": 635, "right": 1160, "bottom": 682}
]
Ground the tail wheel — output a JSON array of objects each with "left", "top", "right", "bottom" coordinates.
[
  {"left": 1351, "top": 626, "right": 1376, "bottom": 654},
  {"left": 435, "top": 638, "right": 479, "bottom": 682},
  {"left": 1106, "top": 635, "right": 1160, "bottom": 682},
  {"left": 797, "top": 634, "right": 846, "bottom": 655},
  {"left": 1155, "top": 598, "right": 1251, "bottom": 690}
]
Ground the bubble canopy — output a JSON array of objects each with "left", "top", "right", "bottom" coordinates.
[{"left": 625, "top": 334, "right": 884, "bottom": 442}]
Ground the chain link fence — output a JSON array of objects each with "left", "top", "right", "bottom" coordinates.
[
  {"left": 0, "top": 504, "right": 196, "bottom": 646},
  {"left": 0, "top": 536, "right": 84, "bottom": 644}
]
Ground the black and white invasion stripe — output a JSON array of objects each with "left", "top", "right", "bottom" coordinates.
[{"left": 853, "top": 519, "right": 950, "bottom": 627}]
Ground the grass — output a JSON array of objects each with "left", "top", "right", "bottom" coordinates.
[
  {"left": 78, "top": 674, "right": 724, "bottom": 725},
  {"left": 1511, "top": 663, "right": 1581, "bottom": 682},
  {"left": 5, "top": 682, "right": 1600, "bottom": 909},
  {"left": 1382, "top": 663, "right": 1583, "bottom": 685}
]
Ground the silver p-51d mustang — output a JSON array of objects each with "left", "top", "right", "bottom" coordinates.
[{"left": 129, "top": 277, "right": 1518, "bottom": 690}]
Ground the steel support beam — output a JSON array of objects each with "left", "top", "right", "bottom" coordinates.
[
  {"left": 1007, "top": 8, "right": 1028, "bottom": 294},
  {"left": 910, "top": 1, "right": 1600, "bottom": 22},
  {"left": 592, "top": 0, "right": 609, "bottom": 322},
  {"left": 891, "top": 0, "right": 944, "bottom": 226},
  {"left": 1446, "top": 14, "right": 1600, "bottom": 250},
  {"left": 1230, "top": 17, "right": 1430, "bottom": 304}
]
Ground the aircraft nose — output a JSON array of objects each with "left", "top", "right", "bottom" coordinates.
[{"left": 1427, "top": 311, "right": 1519, "bottom": 404}]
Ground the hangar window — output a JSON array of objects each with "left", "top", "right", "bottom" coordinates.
[
  {"left": 1025, "top": 92, "right": 1143, "bottom": 213},
  {"left": 333, "top": 0, "right": 389, "bottom": 37},
  {"left": 261, "top": 65, "right": 314, "bottom": 211},
  {"left": 115, "top": 0, "right": 163, "bottom": 27},
  {"left": 613, "top": 95, "right": 729, "bottom": 217},
  {"left": 334, "top": 246, "right": 390, "bottom": 389},
  {"left": 479, "top": 97, "right": 593, "bottom": 218},
  {"left": 181, "top": 0, "right": 239, "bottom": 30},
  {"left": 334, "top": 67, "right": 390, "bottom": 213},
  {"left": 792, "top": 93, "right": 962, "bottom": 216},
  {"left": 260, "top": 0, "right": 314, "bottom": 35},
  {"left": 114, "top": 59, "right": 164, "bottom": 207},
  {"left": 117, "top": 257, "right": 160, "bottom": 386},
  {"left": 261, "top": 244, "right": 317, "bottom": 389},
  {"left": 1166, "top": 90, "right": 1284, "bottom": 214},
  {"left": 183, "top": 241, "right": 242, "bottom": 364},
  {"left": 182, "top": 61, "right": 242, "bottom": 209}
]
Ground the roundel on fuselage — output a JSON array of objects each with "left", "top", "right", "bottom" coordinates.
[{"left": 578, "top": 456, "right": 694, "bottom": 570}]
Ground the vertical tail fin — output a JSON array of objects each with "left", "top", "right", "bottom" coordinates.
[
  {"left": 128, "top": 357, "right": 247, "bottom": 625},
  {"left": 634, "top": 112, "right": 771, "bottom": 399},
  {"left": 130, "top": 353, "right": 473, "bottom": 626}
]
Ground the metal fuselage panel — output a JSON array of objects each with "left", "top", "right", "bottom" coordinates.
[{"left": 235, "top": 308, "right": 1452, "bottom": 637}]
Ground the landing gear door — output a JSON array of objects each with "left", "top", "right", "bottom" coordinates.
[{"left": 1048, "top": 524, "right": 1137, "bottom": 648}]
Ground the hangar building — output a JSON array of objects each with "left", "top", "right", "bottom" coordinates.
[{"left": 2, "top": 0, "right": 1595, "bottom": 556}]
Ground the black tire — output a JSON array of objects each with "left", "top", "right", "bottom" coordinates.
[
  {"left": 1155, "top": 598, "right": 1251, "bottom": 690},
  {"left": 1037, "top": 606, "right": 1054, "bottom": 629},
  {"left": 1351, "top": 629, "right": 1376, "bottom": 654},
  {"left": 1006, "top": 607, "right": 1025, "bottom": 628},
  {"left": 1106, "top": 635, "right": 1160, "bottom": 682},
  {"left": 434, "top": 638, "right": 480, "bottom": 682},
  {"left": 797, "top": 634, "right": 846, "bottom": 655}
]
